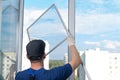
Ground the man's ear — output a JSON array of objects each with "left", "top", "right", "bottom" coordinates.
[{"left": 43, "top": 53, "right": 46, "bottom": 59}]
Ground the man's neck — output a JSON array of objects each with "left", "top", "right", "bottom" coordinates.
[{"left": 31, "top": 61, "right": 44, "bottom": 70}]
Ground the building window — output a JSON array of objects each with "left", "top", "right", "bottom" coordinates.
[{"left": 114, "top": 57, "right": 117, "bottom": 60}]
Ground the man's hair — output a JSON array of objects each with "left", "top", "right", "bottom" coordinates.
[{"left": 26, "top": 39, "right": 45, "bottom": 61}]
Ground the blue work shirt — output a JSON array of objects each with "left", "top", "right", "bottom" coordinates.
[{"left": 15, "top": 63, "right": 72, "bottom": 80}]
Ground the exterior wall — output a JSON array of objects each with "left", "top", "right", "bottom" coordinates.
[
  {"left": 84, "top": 48, "right": 120, "bottom": 80},
  {"left": 2, "top": 52, "right": 16, "bottom": 79},
  {"left": 85, "top": 48, "right": 109, "bottom": 80},
  {"left": 108, "top": 53, "right": 120, "bottom": 80}
]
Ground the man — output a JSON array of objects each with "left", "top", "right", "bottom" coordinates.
[{"left": 15, "top": 36, "right": 82, "bottom": 80}]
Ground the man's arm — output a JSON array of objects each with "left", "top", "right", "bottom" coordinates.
[{"left": 67, "top": 35, "right": 82, "bottom": 71}]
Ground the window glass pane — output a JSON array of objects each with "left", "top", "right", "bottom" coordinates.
[
  {"left": 27, "top": 5, "right": 67, "bottom": 51},
  {"left": 76, "top": 0, "right": 120, "bottom": 80},
  {"left": 0, "top": 0, "right": 20, "bottom": 80}
]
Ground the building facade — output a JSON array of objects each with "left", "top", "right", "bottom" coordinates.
[{"left": 80, "top": 48, "right": 120, "bottom": 80}]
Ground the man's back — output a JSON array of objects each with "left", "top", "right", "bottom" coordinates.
[
  {"left": 15, "top": 63, "right": 72, "bottom": 80},
  {"left": 15, "top": 38, "right": 82, "bottom": 80}
]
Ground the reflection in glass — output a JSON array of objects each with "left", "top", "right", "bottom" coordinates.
[{"left": 0, "top": 0, "right": 20, "bottom": 80}]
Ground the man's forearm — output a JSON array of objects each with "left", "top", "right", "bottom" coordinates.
[
  {"left": 69, "top": 45, "right": 82, "bottom": 71},
  {"left": 67, "top": 34, "right": 82, "bottom": 71}
]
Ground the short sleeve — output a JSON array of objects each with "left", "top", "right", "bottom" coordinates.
[{"left": 53, "top": 63, "right": 73, "bottom": 80}]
